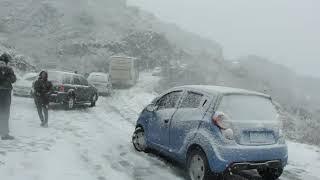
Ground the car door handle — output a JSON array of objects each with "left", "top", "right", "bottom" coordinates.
[{"left": 164, "top": 119, "right": 169, "bottom": 123}]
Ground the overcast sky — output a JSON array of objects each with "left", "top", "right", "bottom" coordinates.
[{"left": 128, "top": 0, "right": 320, "bottom": 77}]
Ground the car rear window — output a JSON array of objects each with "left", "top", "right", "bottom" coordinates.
[
  {"left": 217, "top": 95, "right": 278, "bottom": 121},
  {"left": 88, "top": 75, "right": 108, "bottom": 82},
  {"left": 48, "top": 71, "right": 74, "bottom": 84},
  {"left": 48, "top": 71, "right": 64, "bottom": 83}
]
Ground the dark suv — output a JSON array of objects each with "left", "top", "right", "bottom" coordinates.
[{"left": 39, "top": 70, "right": 98, "bottom": 109}]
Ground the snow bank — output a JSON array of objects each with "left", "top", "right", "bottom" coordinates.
[
  {"left": 286, "top": 141, "right": 320, "bottom": 179},
  {"left": 105, "top": 72, "right": 160, "bottom": 124}
]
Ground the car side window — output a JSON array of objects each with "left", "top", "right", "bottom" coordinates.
[
  {"left": 73, "top": 76, "right": 81, "bottom": 85},
  {"left": 156, "top": 91, "right": 183, "bottom": 110},
  {"left": 180, "top": 92, "right": 204, "bottom": 109},
  {"left": 80, "top": 77, "right": 89, "bottom": 86}
]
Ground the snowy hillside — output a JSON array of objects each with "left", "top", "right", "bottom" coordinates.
[
  {"left": 0, "top": 0, "right": 222, "bottom": 70},
  {"left": 0, "top": 73, "right": 319, "bottom": 180}
]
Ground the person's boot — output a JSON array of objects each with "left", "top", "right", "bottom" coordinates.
[
  {"left": 1, "top": 134, "right": 15, "bottom": 140},
  {"left": 40, "top": 121, "right": 45, "bottom": 127}
]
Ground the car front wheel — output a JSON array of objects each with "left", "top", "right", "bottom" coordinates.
[
  {"left": 132, "top": 127, "right": 147, "bottom": 152},
  {"left": 187, "top": 148, "right": 217, "bottom": 180},
  {"left": 258, "top": 167, "right": 283, "bottom": 180}
]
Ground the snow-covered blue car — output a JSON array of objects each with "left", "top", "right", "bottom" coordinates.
[{"left": 132, "top": 85, "right": 288, "bottom": 180}]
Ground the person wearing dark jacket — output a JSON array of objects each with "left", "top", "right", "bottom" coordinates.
[
  {"left": 0, "top": 53, "right": 16, "bottom": 140},
  {"left": 34, "top": 71, "right": 52, "bottom": 127}
]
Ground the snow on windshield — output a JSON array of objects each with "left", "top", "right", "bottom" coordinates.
[{"left": 217, "top": 95, "right": 278, "bottom": 121}]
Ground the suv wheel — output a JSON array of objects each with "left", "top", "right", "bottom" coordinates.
[
  {"left": 132, "top": 127, "right": 147, "bottom": 152},
  {"left": 65, "top": 96, "right": 75, "bottom": 110},
  {"left": 90, "top": 94, "right": 98, "bottom": 107},
  {"left": 258, "top": 167, "right": 283, "bottom": 180},
  {"left": 187, "top": 148, "right": 215, "bottom": 180}
]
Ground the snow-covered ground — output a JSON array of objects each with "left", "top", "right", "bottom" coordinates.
[{"left": 0, "top": 73, "right": 319, "bottom": 180}]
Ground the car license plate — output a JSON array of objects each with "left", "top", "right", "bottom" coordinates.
[{"left": 250, "top": 132, "right": 267, "bottom": 143}]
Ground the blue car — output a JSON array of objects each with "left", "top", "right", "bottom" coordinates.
[{"left": 132, "top": 85, "right": 288, "bottom": 180}]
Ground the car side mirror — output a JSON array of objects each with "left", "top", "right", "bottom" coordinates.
[{"left": 146, "top": 104, "right": 157, "bottom": 112}]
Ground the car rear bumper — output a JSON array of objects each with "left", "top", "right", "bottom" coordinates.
[
  {"left": 112, "top": 80, "right": 135, "bottom": 87},
  {"left": 207, "top": 143, "right": 288, "bottom": 173},
  {"left": 229, "top": 160, "right": 282, "bottom": 173},
  {"left": 96, "top": 87, "right": 111, "bottom": 94}
]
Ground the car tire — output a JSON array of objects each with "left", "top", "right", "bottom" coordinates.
[
  {"left": 187, "top": 147, "right": 217, "bottom": 180},
  {"left": 132, "top": 127, "right": 148, "bottom": 152},
  {"left": 65, "top": 96, "right": 75, "bottom": 110},
  {"left": 258, "top": 167, "right": 283, "bottom": 180},
  {"left": 90, "top": 93, "right": 98, "bottom": 107}
]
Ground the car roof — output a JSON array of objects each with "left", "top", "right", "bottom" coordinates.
[
  {"left": 48, "top": 70, "right": 77, "bottom": 76},
  {"left": 172, "top": 85, "right": 270, "bottom": 98},
  {"left": 110, "top": 56, "right": 137, "bottom": 60},
  {"left": 22, "top": 72, "right": 37, "bottom": 78},
  {"left": 89, "top": 72, "right": 109, "bottom": 76}
]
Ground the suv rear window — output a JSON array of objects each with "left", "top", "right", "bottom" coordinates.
[
  {"left": 48, "top": 71, "right": 64, "bottom": 83},
  {"left": 48, "top": 71, "right": 74, "bottom": 84},
  {"left": 217, "top": 95, "right": 278, "bottom": 121}
]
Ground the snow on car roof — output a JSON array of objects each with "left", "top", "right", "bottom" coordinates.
[
  {"left": 110, "top": 56, "right": 137, "bottom": 59},
  {"left": 89, "top": 72, "right": 109, "bottom": 76},
  {"left": 48, "top": 70, "right": 76, "bottom": 75},
  {"left": 176, "top": 85, "right": 270, "bottom": 97}
]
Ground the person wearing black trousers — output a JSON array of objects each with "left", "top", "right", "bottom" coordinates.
[
  {"left": 33, "top": 71, "right": 52, "bottom": 127},
  {"left": 0, "top": 53, "right": 16, "bottom": 140}
]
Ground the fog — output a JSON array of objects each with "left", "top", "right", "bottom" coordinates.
[
  {"left": 1, "top": 0, "right": 320, "bottom": 179},
  {"left": 128, "top": 0, "right": 320, "bottom": 77}
]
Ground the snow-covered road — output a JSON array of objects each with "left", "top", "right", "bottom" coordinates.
[{"left": 0, "top": 73, "right": 319, "bottom": 180}]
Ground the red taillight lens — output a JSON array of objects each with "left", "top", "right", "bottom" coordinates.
[
  {"left": 212, "top": 112, "right": 227, "bottom": 130},
  {"left": 59, "top": 85, "right": 65, "bottom": 92},
  {"left": 212, "top": 112, "right": 234, "bottom": 140}
]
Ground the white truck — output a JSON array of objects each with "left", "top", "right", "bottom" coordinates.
[{"left": 109, "top": 56, "right": 139, "bottom": 87}]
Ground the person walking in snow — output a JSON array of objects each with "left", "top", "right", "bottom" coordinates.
[
  {"left": 0, "top": 53, "right": 16, "bottom": 140},
  {"left": 34, "top": 71, "right": 52, "bottom": 127}
]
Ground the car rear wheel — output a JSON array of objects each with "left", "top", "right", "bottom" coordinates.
[
  {"left": 187, "top": 148, "right": 216, "bottom": 180},
  {"left": 258, "top": 167, "right": 283, "bottom": 180},
  {"left": 132, "top": 127, "right": 147, "bottom": 152}
]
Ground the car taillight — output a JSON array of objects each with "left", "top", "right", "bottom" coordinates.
[
  {"left": 59, "top": 85, "right": 65, "bottom": 92},
  {"left": 212, "top": 112, "right": 228, "bottom": 130},
  {"left": 212, "top": 112, "right": 234, "bottom": 140}
]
